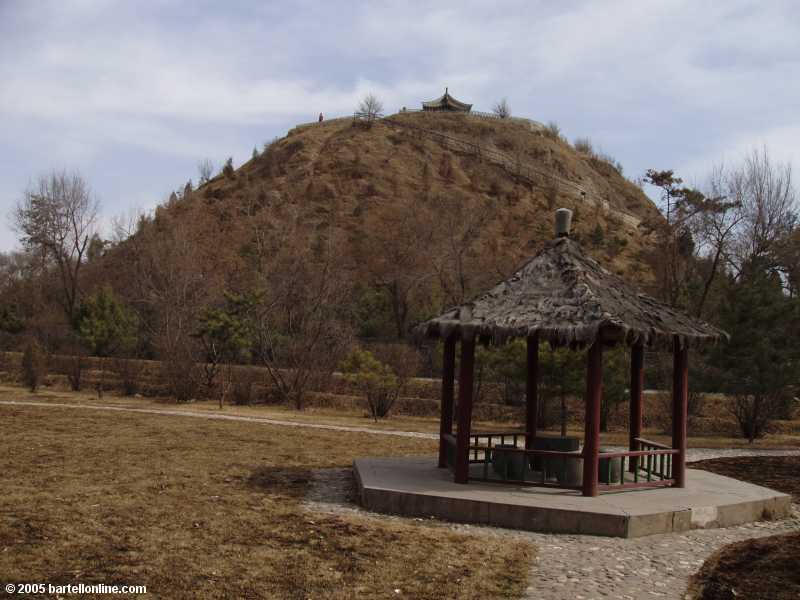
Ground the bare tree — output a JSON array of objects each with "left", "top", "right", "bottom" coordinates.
[
  {"left": 492, "top": 98, "right": 511, "bottom": 119},
  {"left": 432, "top": 194, "right": 492, "bottom": 306},
  {"left": 356, "top": 93, "right": 384, "bottom": 122},
  {"left": 198, "top": 159, "right": 214, "bottom": 185},
  {"left": 727, "top": 147, "right": 796, "bottom": 277},
  {"left": 13, "top": 171, "right": 99, "bottom": 323},
  {"left": 691, "top": 164, "right": 743, "bottom": 317},
  {"left": 110, "top": 207, "right": 147, "bottom": 245},
  {"left": 355, "top": 195, "right": 436, "bottom": 337},
  {"left": 254, "top": 244, "right": 353, "bottom": 409}
]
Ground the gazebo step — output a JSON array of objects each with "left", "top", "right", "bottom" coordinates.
[{"left": 354, "top": 456, "right": 791, "bottom": 538}]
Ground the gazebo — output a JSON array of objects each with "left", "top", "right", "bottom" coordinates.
[
  {"left": 421, "top": 88, "right": 473, "bottom": 112},
  {"left": 419, "top": 209, "right": 727, "bottom": 497}
]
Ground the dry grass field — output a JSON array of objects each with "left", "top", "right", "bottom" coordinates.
[{"left": 0, "top": 401, "right": 533, "bottom": 599}]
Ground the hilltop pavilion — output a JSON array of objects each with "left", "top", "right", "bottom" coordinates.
[{"left": 422, "top": 88, "right": 472, "bottom": 112}]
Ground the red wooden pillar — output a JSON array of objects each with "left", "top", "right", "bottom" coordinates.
[
  {"left": 582, "top": 341, "right": 603, "bottom": 497},
  {"left": 672, "top": 337, "right": 689, "bottom": 487},
  {"left": 628, "top": 344, "right": 644, "bottom": 473},
  {"left": 454, "top": 335, "right": 476, "bottom": 484},
  {"left": 438, "top": 336, "right": 457, "bottom": 468},
  {"left": 525, "top": 333, "right": 539, "bottom": 449}
]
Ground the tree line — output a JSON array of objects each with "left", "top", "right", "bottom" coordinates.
[{"left": 1, "top": 146, "right": 798, "bottom": 440}]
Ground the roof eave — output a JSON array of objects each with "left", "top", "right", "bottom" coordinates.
[{"left": 419, "top": 319, "right": 727, "bottom": 350}]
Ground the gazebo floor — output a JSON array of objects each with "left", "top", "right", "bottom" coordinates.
[{"left": 353, "top": 456, "right": 791, "bottom": 538}]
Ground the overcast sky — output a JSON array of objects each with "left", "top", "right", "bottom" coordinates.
[{"left": 1, "top": 0, "right": 798, "bottom": 251}]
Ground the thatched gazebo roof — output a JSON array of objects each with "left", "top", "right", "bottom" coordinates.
[{"left": 420, "top": 236, "right": 727, "bottom": 349}]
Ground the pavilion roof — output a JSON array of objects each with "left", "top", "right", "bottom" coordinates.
[
  {"left": 419, "top": 236, "right": 727, "bottom": 348},
  {"left": 421, "top": 88, "right": 472, "bottom": 112}
]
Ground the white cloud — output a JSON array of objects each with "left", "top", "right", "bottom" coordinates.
[{"left": 1, "top": 0, "right": 799, "bottom": 251}]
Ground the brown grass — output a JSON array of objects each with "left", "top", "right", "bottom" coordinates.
[
  {"left": 688, "top": 533, "right": 800, "bottom": 600},
  {"left": 687, "top": 456, "right": 800, "bottom": 600},
  {"left": 0, "top": 403, "right": 532, "bottom": 599}
]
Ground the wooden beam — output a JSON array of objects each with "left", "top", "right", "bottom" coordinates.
[
  {"left": 628, "top": 343, "right": 644, "bottom": 473},
  {"left": 672, "top": 337, "right": 689, "bottom": 487},
  {"left": 438, "top": 336, "right": 457, "bottom": 468},
  {"left": 525, "top": 333, "right": 539, "bottom": 449},
  {"left": 582, "top": 341, "right": 603, "bottom": 497},
  {"left": 454, "top": 336, "right": 476, "bottom": 484}
]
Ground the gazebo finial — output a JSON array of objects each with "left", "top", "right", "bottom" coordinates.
[{"left": 555, "top": 208, "right": 573, "bottom": 238}]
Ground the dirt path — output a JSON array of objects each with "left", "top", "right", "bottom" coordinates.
[{"left": 0, "top": 399, "right": 438, "bottom": 439}]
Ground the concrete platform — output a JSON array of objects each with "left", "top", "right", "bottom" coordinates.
[{"left": 354, "top": 456, "right": 792, "bottom": 538}]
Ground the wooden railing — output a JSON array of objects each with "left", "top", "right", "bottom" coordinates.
[
  {"left": 630, "top": 437, "right": 676, "bottom": 482},
  {"left": 441, "top": 431, "right": 679, "bottom": 492},
  {"left": 468, "top": 431, "right": 527, "bottom": 463}
]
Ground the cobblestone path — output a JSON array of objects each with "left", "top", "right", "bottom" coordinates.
[{"left": 303, "top": 468, "right": 800, "bottom": 600}]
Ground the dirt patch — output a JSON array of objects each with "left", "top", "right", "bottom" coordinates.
[
  {"left": 689, "top": 455, "right": 800, "bottom": 500},
  {"left": 687, "top": 456, "right": 800, "bottom": 600},
  {"left": 688, "top": 532, "right": 800, "bottom": 600}
]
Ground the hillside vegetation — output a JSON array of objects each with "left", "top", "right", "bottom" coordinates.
[
  {"left": 3, "top": 113, "right": 798, "bottom": 443},
  {"left": 193, "top": 110, "right": 658, "bottom": 281},
  {"left": 98, "top": 111, "right": 661, "bottom": 340}
]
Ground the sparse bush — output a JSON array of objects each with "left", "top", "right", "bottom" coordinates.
[
  {"left": 160, "top": 343, "right": 200, "bottom": 402},
  {"left": 606, "top": 235, "right": 628, "bottom": 256},
  {"left": 574, "top": 137, "right": 594, "bottom": 154},
  {"left": 355, "top": 93, "right": 384, "bottom": 123},
  {"left": 198, "top": 159, "right": 213, "bottom": 184},
  {"left": 590, "top": 223, "right": 605, "bottom": 247},
  {"left": 544, "top": 121, "right": 563, "bottom": 141},
  {"left": 729, "top": 394, "right": 791, "bottom": 442},
  {"left": 21, "top": 339, "right": 46, "bottom": 392},
  {"left": 373, "top": 343, "right": 420, "bottom": 386},
  {"left": 573, "top": 136, "right": 623, "bottom": 175},
  {"left": 65, "top": 352, "right": 86, "bottom": 391},
  {"left": 231, "top": 369, "right": 258, "bottom": 405},
  {"left": 594, "top": 151, "right": 623, "bottom": 175},
  {"left": 341, "top": 347, "right": 402, "bottom": 420},
  {"left": 492, "top": 98, "right": 511, "bottom": 119},
  {"left": 113, "top": 357, "right": 144, "bottom": 396},
  {"left": 262, "top": 137, "right": 279, "bottom": 153},
  {"left": 222, "top": 157, "right": 235, "bottom": 179},
  {"left": 653, "top": 387, "right": 707, "bottom": 435}
]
